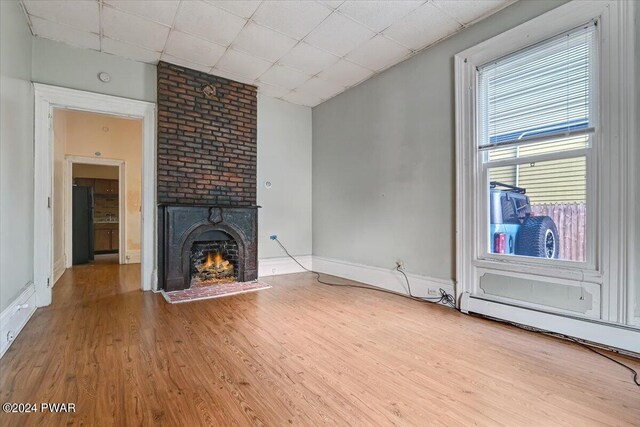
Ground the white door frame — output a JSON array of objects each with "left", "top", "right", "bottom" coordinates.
[
  {"left": 34, "top": 83, "right": 157, "bottom": 307},
  {"left": 64, "top": 156, "right": 126, "bottom": 267}
]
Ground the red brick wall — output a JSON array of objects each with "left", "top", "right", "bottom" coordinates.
[{"left": 157, "top": 61, "right": 257, "bottom": 206}]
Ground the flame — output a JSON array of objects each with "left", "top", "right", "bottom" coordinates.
[{"left": 203, "top": 251, "right": 231, "bottom": 270}]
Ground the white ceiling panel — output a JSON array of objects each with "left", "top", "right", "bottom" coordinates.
[
  {"left": 208, "top": 0, "right": 262, "bottom": 19},
  {"left": 29, "top": 16, "right": 100, "bottom": 50},
  {"left": 252, "top": 1, "right": 332, "bottom": 40},
  {"left": 305, "top": 12, "right": 375, "bottom": 57},
  {"left": 231, "top": 22, "right": 298, "bottom": 62},
  {"left": 277, "top": 42, "right": 340, "bottom": 75},
  {"left": 295, "top": 76, "right": 345, "bottom": 99},
  {"left": 165, "top": 31, "right": 227, "bottom": 67},
  {"left": 317, "top": 1, "right": 345, "bottom": 10},
  {"left": 103, "top": 0, "right": 180, "bottom": 26},
  {"left": 23, "top": 0, "right": 99, "bottom": 33},
  {"left": 22, "top": 0, "right": 511, "bottom": 108},
  {"left": 282, "top": 90, "right": 324, "bottom": 108},
  {"left": 346, "top": 35, "right": 411, "bottom": 71},
  {"left": 210, "top": 67, "right": 256, "bottom": 85},
  {"left": 316, "top": 59, "right": 374, "bottom": 88},
  {"left": 257, "top": 82, "right": 291, "bottom": 99},
  {"left": 215, "top": 49, "right": 273, "bottom": 80},
  {"left": 383, "top": 2, "right": 462, "bottom": 50},
  {"left": 102, "top": 37, "right": 161, "bottom": 64},
  {"left": 338, "top": 0, "right": 424, "bottom": 32},
  {"left": 257, "top": 64, "right": 311, "bottom": 90},
  {"left": 433, "top": 0, "right": 511, "bottom": 26},
  {"left": 102, "top": 7, "right": 169, "bottom": 52},
  {"left": 174, "top": 0, "right": 247, "bottom": 46},
  {"left": 160, "top": 53, "right": 212, "bottom": 73}
]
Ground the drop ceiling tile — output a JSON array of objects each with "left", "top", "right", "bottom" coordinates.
[
  {"left": 30, "top": 16, "right": 100, "bottom": 50},
  {"left": 433, "top": 0, "right": 510, "bottom": 26},
  {"left": 257, "top": 83, "right": 291, "bottom": 99},
  {"left": 383, "top": 2, "right": 461, "bottom": 50},
  {"left": 174, "top": 0, "right": 247, "bottom": 46},
  {"left": 338, "top": 0, "right": 424, "bottom": 32},
  {"left": 277, "top": 42, "right": 340, "bottom": 75},
  {"left": 165, "top": 31, "right": 227, "bottom": 67},
  {"left": 317, "top": 1, "right": 345, "bottom": 10},
  {"left": 305, "top": 12, "right": 375, "bottom": 57},
  {"left": 257, "top": 64, "right": 311, "bottom": 90},
  {"left": 102, "top": 7, "right": 170, "bottom": 52},
  {"left": 345, "top": 35, "right": 411, "bottom": 71},
  {"left": 161, "top": 53, "right": 212, "bottom": 73},
  {"left": 102, "top": 37, "right": 161, "bottom": 63},
  {"left": 210, "top": 68, "right": 256, "bottom": 85},
  {"left": 282, "top": 90, "right": 324, "bottom": 107},
  {"left": 215, "top": 49, "right": 273, "bottom": 81},
  {"left": 103, "top": 0, "right": 180, "bottom": 26},
  {"left": 295, "top": 76, "right": 344, "bottom": 99},
  {"left": 232, "top": 22, "right": 298, "bottom": 62},
  {"left": 316, "top": 59, "right": 374, "bottom": 88},
  {"left": 252, "top": 1, "right": 332, "bottom": 40},
  {"left": 23, "top": 0, "right": 99, "bottom": 33},
  {"left": 207, "top": 0, "right": 262, "bottom": 19}
]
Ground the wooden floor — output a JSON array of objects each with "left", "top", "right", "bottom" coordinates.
[{"left": 1, "top": 263, "right": 639, "bottom": 426}]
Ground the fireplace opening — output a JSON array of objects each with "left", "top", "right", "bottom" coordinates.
[{"left": 190, "top": 233, "right": 239, "bottom": 288}]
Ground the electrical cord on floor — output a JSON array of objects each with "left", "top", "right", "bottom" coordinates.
[
  {"left": 488, "top": 317, "right": 640, "bottom": 388},
  {"left": 567, "top": 336, "right": 639, "bottom": 387},
  {"left": 274, "top": 238, "right": 639, "bottom": 387},
  {"left": 273, "top": 237, "right": 456, "bottom": 308}
]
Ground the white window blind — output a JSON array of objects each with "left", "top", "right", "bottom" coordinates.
[{"left": 478, "top": 23, "right": 597, "bottom": 151}]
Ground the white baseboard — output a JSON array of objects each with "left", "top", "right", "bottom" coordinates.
[
  {"left": 313, "top": 256, "right": 455, "bottom": 302},
  {"left": 259, "top": 256, "right": 312, "bottom": 277},
  {"left": 465, "top": 294, "right": 640, "bottom": 354},
  {"left": 53, "top": 257, "right": 66, "bottom": 286},
  {"left": 0, "top": 283, "right": 37, "bottom": 358},
  {"left": 125, "top": 250, "right": 141, "bottom": 264}
]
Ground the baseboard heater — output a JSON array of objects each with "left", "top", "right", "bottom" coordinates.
[{"left": 461, "top": 293, "right": 640, "bottom": 354}]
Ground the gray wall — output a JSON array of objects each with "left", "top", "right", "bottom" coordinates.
[
  {"left": 1, "top": 0, "right": 35, "bottom": 311},
  {"left": 32, "top": 38, "right": 156, "bottom": 102},
  {"left": 312, "top": 1, "right": 567, "bottom": 281},
  {"left": 257, "top": 95, "right": 313, "bottom": 259}
]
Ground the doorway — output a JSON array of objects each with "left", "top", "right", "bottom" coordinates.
[
  {"left": 34, "top": 84, "right": 156, "bottom": 308},
  {"left": 70, "top": 163, "right": 122, "bottom": 266}
]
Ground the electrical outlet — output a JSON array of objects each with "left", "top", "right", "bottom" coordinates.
[
  {"left": 270, "top": 234, "right": 278, "bottom": 240},
  {"left": 427, "top": 289, "right": 438, "bottom": 296},
  {"left": 395, "top": 260, "right": 405, "bottom": 270}
]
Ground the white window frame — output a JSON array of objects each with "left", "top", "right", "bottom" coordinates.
[{"left": 455, "top": 1, "right": 637, "bottom": 350}]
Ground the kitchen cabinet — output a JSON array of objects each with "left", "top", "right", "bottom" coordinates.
[
  {"left": 94, "top": 223, "right": 119, "bottom": 253},
  {"left": 94, "top": 179, "right": 118, "bottom": 195}
]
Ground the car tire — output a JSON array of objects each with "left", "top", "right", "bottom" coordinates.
[{"left": 515, "top": 216, "right": 559, "bottom": 259}]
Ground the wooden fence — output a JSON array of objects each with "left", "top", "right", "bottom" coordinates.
[{"left": 530, "top": 203, "right": 586, "bottom": 261}]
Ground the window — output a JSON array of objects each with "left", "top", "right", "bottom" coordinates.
[
  {"left": 455, "top": 0, "right": 638, "bottom": 347},
  {"left": 478, "top": 24, "right": 596, "bottom": 262}
]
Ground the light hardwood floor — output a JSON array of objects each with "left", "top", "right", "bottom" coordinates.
[{"left": 1, "top": 263, "right": 638, "bottom": 426}]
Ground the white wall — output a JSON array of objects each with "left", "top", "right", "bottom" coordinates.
[
  {"left": 32, "top": 38, "right": 156, "bottom": 103},
  {"left": 0, "top": 0, "right": 34, "bottom": 312},
  {"left": 312, "top": 1, "right": 568, "bottom": 282},
  {"left": 257, "top": 95, "right": 313, "bottom": 259}
]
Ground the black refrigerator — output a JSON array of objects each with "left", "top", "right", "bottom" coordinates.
[{"left": 72, "top": 185, "right": 94, "bottom": 265}]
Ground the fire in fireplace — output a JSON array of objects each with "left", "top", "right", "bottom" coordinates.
[{"left": 190, "top": 239, "right": 239, "bottom": 287}]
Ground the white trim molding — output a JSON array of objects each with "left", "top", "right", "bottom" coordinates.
[
  {"left": 259, "top": 256, "right": 313, "bottom": 277},
  {"left": 455, "top": 1, "right": 638, "bottom": 345},
  {"left": 34, "top": 83, "right": 157, "bottom": 307},
  {"left": 0, "top": 283, "right": 37, "bottom": 358},
  {"left": 64, "top": 156, "right": 126, "bottom": 267},
  {"left": 313, "top": 256, "right": 455, "bottom": 302}
]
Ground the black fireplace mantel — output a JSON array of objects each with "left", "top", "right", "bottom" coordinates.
[{"left": 158, "top": 204, "right": 259, "bottom": 291}]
